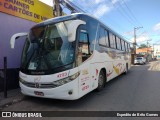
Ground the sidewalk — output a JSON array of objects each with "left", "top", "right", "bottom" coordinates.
[
  {"left": 0, "top": 88, "right": 24, "bottom": 110},
  {"left": 148, "top": 60, "right": 160, "bottom": 71}
]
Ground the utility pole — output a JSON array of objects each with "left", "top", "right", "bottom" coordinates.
[
  {"left": 147, "top": 40, "right": 149, "bottom": 54},
  {"left": 53, "top": 0, "right": 62, "bottom": 17},
  {"left": 53, "top": 0, "right": 85, "bottom": 17},
  {"left": 146, "top": 39, "right": 152, "bottom": 62},
  {"left": 133, "top": 27, "right": 143, "bottom": 55},
  {"left": 132, "top": 26, "right": 143, "bottom": 64}
]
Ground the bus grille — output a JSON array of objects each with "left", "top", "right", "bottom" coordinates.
[{"left": 20, "top": 81, "right": 57, "bottom": 88}]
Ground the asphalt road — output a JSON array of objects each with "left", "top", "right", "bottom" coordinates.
[{"left": 1, "top": 61, "right": 160, "bottom": 120}]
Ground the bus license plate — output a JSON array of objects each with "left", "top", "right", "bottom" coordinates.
[{"left": 34, "top": 91, "right": 44, "bottom": 96}]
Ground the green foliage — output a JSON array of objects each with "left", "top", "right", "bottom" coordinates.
[{"left": 139, "top": 44, "right": 147, "bottom": 48}]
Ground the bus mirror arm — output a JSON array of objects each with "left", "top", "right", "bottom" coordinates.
[
  {"left": 10, "top": 32, "right": 28, "bottom": 49},
  {"left": 68, "top": 20, "right": 86, "bottom": 42}
]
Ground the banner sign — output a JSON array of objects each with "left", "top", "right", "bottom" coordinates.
[
  {"left": 0, "top": 111, "right": 160, "bottom": 117},
  {"left": 0, "top": 0, "right": 54, "bottom": 23}
]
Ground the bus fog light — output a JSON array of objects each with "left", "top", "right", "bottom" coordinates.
[
  {"left": 19, "top": 77, "right": 27, "bottom": 84},
  {"left": 68, "top": 90, "right": 73, "bottom": 95}
]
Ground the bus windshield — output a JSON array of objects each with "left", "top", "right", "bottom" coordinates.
[{"left": 21, "top": 20, "right": 76, "bottom": 72}]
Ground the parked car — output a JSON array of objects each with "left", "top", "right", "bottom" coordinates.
[{"left": 134, "top": 57, "right": 146, "bottom": 65}]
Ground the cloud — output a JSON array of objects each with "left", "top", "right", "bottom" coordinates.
[
  {"left": 39, "top": 0, "right": 53, "bottom": 6},
  {"left": 153, "top": 23, "right": 160, "bottom": 31},
  {"left": 95, "top": 0, "right": 105, "bottom": 4},
  {"left": 136, "top": 36, "right": 150, "bottom": 43},
  {"left": 130, "top": 33, "right": 150, "bottom": 43},
  {"left": 123, "top": 31, "right": 134, "bottom": 35},
  {"left": 39, "top": 0, "right": 129, "bottom": 19},
  {"left": 69, "top": 0, "right": 122, "bottom": 18},
  {"left": 93, "top": 4, "right": 110, "bottom": 18},
  {"left": 84, "top": 0, "right": 129, "bottom": 18},
  {"left": 111, "top": 0, "right": 119, "bottom": 4}
]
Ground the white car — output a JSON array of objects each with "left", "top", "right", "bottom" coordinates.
[{"left": 134, "top": 57, "right": 146, "bottom": 65}]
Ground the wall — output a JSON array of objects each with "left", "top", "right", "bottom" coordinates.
[
  {"left": 0, "top": 12, "right": 36, "bottom": 69},
  {"left": 0, "top": 12, "right": 36, "bottom": 91},
  {"left": 153, "top": 45, "right": 160, "bottom": 59}
]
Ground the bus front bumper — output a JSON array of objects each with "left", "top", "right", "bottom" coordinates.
[{"left": 19, "top": 80, "right": 79, "bottom": 100}]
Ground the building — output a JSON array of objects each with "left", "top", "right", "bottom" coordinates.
[
  {"left": 153, "top": 44, "right": 160, "bottom": 59},
  {"left": 136, "top": 47, "right": 153, "bottom": 61},
  {"left": 0, "top": 0, "right": 53, "bottom": 91}
]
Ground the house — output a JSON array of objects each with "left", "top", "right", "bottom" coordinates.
[
  {"left": 153, "top": 44, "right": 160, "bottom": 59},
  {"left": 136, "top": 47, "right": 153, "bottom": 61}
]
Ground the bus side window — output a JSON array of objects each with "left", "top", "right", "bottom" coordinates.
[
  {"left": 78, "top": 30, "right": 90, "bottom": 64},
  {"left": 109, "top": 32, "right": 116, "bottom": 49},
  {"left": 99, "top": 27, "right": 106, "bottom": 46},
  {"left": 121, "top": 40, "right": 125, "bottom": 51},
  {"left": 116, "top": 36, "right": 121, "bottom": 50},
  {"left": 128, "top": 44, "right": 131, "bottom": 52},
  {"left": 125, "top": 42, "right": 128, "bottom": 52}
]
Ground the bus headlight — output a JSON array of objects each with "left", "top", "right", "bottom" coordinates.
[
  {"left": 19, "top": 77, "right": 26, "bottom": 84},
  {"left": 53, "top": 72, "right": 80, "bottom": 86}
]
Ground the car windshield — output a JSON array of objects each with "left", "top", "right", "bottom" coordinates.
[
  {"left": 21, "top": 20, "right": 76, "bottom": 71},
  {"left": 136, "top": 57, "right": 142, "bottom": 60}
]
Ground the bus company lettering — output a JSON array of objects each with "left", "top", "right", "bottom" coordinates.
[
  {"left": 5, "top": 0, "right": 34, "bottom": 6},
  {"left": 82, "top": 85, "right": 89, "bottom": 91},
  {"left": 0, "top": 0, "right": 52, "bottom": 22},
  {"left": 81, "top": 76, "right": 89, "bottom": 82},
  {"left": 57, "top": 72, "right": 67, "bottom": 78},
  {"left": 82, "top": 69, "right": 88, "bottom": 75},
  {"left": 3, "top": 1, "right": 33, "bottom": 17},
  {"left": 21, "top": 0, "right": 34, "bottom": 5},
  {"left": 34, "top": 76, "right": 41, "bottom": 83}
]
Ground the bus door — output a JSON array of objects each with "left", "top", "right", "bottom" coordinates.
[{"left": 77, "top": 25, "right": 92, "bottom": 96}]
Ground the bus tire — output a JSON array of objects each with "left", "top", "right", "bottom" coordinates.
[
  {"left": 97, "top": 70, "right": 105, "bottom": 91},
  {"left": 124, "top": 63, "right": 128, "bottom": 74}
]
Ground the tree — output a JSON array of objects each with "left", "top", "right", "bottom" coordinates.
[{"left": 138, "top": 44, "right": 147, "bottom": 48}]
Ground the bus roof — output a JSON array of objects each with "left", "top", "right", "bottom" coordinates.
[{"left": 34, "top": 13, "right": 130, "bottom": 44}]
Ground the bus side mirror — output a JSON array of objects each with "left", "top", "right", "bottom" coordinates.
[
  {"left": 10, "top": 33, "right": 28, "bottom": 49},
  {"left": 67, "top": 20, "right": 86, "bottom": 42}
]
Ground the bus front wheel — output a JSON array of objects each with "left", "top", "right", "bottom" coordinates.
[{"left": 97, "top": 70, "right": 105, "bottom": 91}]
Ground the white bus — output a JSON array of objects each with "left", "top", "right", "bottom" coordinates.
[{"left": 11, "top": 13, "right": 131, "bottom": 100}]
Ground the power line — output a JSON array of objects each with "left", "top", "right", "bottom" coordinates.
[
  {"left": 72, "top": 0, "right": 127, "bottom": 32},
  {"left": 68, "top": 0, "right": 135, "bottom": 41},
  {"left": 121, "top": 0, "right": 142, "bottom": 26},
  {"left": 121, "top": 0, "right": 152, "bottom": 41},
  {"left": 116, "top": 1, "right": 139, "bottom": 26},
  {"left": 149, "top": 35, "right": 160, "bottom": 37},
  {"left": 109, "top": 0, "right": 136, "bottom": 27},
  {"left": 70, "top": 0, "right": 91, "bottom": 13}
]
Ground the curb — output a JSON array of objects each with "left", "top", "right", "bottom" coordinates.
[{"left": 0, "top": 89, "right": 24, "bottom": 110}]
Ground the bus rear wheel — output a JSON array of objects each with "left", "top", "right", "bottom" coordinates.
[
  {"left": 124, "top": 63, "right": 128, "bottom": 74},
  {"left": 97, "top": 70, "right": 105, "bottom": 91}
]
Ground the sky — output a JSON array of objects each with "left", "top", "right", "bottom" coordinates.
[{"left": 39, "top": 0, "right": 160, "bottom": 46}]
